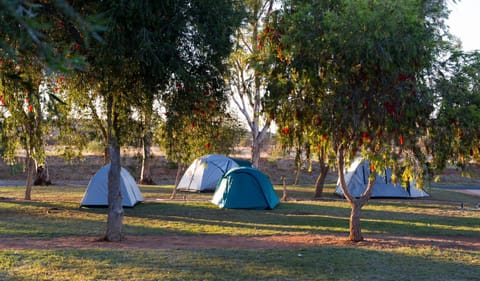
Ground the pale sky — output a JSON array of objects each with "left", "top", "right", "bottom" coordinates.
[{"left": 447, "top": 0, "right": 480, "bottom": 51}]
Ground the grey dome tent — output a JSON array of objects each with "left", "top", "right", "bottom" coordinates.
[
  {"left": 335, "top": 158, "right": 429, "bottom": 198},
  {"left": 176, "top": 154, "right": 252, "bottom": 192},
  {"left": 212, "top": 167, "right": 280, "bottom": 209},
  {"left": 80, "top": 164, "right": 144, "bottom": 207}
]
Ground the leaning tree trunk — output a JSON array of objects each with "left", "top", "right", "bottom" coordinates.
[
  {"left": 170, "top": 162, "right": 184, "bottom": 199},
  {"left": 313, "top": 164, "right": 329, "bottom": 198},
  {"left": 313, "top": 148, "right": 329, "bottom": 198},
  {"left": 294, "top": 165, "right": 301, "bottom": 186}
]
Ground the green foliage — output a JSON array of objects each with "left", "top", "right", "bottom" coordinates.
[
  {"left": 0, "top": 0, "right": 103, "bottom": 179},
  {"left": 0, "top": 58, "right": 46, "bottom": 165},
  {"left": 0, "top": 0, "right": 102, "bottom": 72},
  {"left": 159, "top": 91, "right": 246, "bottom": 165},
  {"left": 155, "top": 0, "right": 244, "bottom": 165},
  {"left": 262, "top": 0, "right": 449, "bottom": 191},
  {"left": 429, "top": 50, "right": 480, "bottom": 172}
]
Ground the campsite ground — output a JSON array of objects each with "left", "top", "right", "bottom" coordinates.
[
  {"left": 0, "top": 232, "right": 479, "bottom": 251},
  {"left": 1, "top": 149, "right": 479, "bottom": 280},
  {"left": 1, "top": 147, "right": 480, "bottom": 252}
]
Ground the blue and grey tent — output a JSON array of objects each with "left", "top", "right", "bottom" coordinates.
[
  {"left": 212, "top": 167, "right": 280, "bottom": 209},
  {"left": 176, "top": 154, "right": 252, "bottom": 192}
]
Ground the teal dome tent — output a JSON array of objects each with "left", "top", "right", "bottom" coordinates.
[{"left": 212, "top": 167, "right": 280, "bottom": 209}]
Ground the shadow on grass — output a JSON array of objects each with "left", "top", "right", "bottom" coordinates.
[
  {"left": 2, "top": 246, "right": 478, "bottom": 281},
  {"left": 121, "top": 200, "right": 480, "bottom": 238},
  {"left": 1, "top": 194, "right": 479, "bottom": 239}
]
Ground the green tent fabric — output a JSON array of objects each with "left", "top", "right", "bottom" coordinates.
[{"left": 211, "top": 167, "right": 280, "bottom": 209}]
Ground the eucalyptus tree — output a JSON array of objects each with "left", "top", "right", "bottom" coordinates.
[
  {"left": 227, "top": 0, "right": 277, "bottom": 168},
  {"left": 66, "top": 0, "right": 242, "bottom": 241},
  {"left": 0, "top": 60, "right": 45, "bottom": 200},
  {"left": 159, "top": 0, "right": 246, "bottom": 186},
  {"left": 264, "top": 0, "right": 447, "bottom": 241}
]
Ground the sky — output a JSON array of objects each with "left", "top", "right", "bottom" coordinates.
[{"left": 446, "top": 0, "right": 480, "bottom": 51}]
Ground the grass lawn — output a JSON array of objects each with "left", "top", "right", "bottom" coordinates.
[{"left": 0, "top": 183, "right": 479, "bottom": 280}]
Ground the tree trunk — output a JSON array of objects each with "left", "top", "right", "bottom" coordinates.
[
  {"left": 139, "top": 110, "right": 154, "bottom": 184},
  {"left": 251, "top": 134, "right": 261, "bottom": 168},
  {"left": 139, "top": 136, "right": 154, "bottom": 184},
  {"left": 24, "top": 155, "right": 35, "bottom": 200},
  {"left": 313, "top": 159, "right": 329, "bottom": 198},
  {"left": 104, "top": 91, "right": 124, "bottom": 242},
  {"left": 104, "top": 143, "right": 124, "bottom": 242},
  {"left": 281, "top": 176, "right": 288, "bottom": 201},
  {"left": 170, "top": 162, "right": 183, "bottom": 199},
  {"left": 103, "top": 146, "right": 110, "bottom": 165},
  {"left": 294, "top": 166, "right": 301, "bottom": 186},
  {"left": 349, "top": 200, "right": 364, "bottom": 241},
  {"left": 336, "top": 145, "right": 372, "bottom": 242},
  {"left": 34, "top": 159, "right": 52, "bottom": 186}
]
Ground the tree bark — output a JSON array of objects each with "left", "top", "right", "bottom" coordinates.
[
  {"left": 251, "top": 129, "right": 262, "bottom": 167},
  {"left": 139, "top": 136, "right": 154, "bottom": 184},
  {"left": 336, "top": 145, "right": 373, "bottom": 242},
  {"left": 104, "top": 91, "right": 124, "bottom": 242},
  {"left": 24, "top": 155, "right": 35, "bottom": 200},
  {"left": 294, "top": 166, "right": 301, "bottom": 186},
  {"left": 103, "top": 146, "right": 110, "bottom": 165},
  {"left": 313, "top": 148, "right": 329, "bottom": 198},
  {"left": 139, "top": 109, "right": 154, "bottom": 184},
  {"left": 229, "top": 1, "right": 274, "bottom": 169},
  {"left": 313, "top": 163, "right": 329, "bottom": 198},
  {"left": 104, "top": 142, "right": 124, "bottom": 242},
  {"left": 170, "top": 162, "right": 183, "bottom": 199},
  {"left": 349, "top": 200, "right": 364, "bottom": 241}
]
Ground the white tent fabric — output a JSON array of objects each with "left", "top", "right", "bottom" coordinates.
[
  {"left": 335, "top": 158, "right": 429, "bottom": 198},
  {"left": 80, "top": 164, "right": 144, "bottom": 207},
  {"left": 176, "top": 154, "right": 250, "bottom": 192}
]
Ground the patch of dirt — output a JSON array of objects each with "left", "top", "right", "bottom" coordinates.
[{"left": 0, "top": 234, "right": 478, "bottom": 251}]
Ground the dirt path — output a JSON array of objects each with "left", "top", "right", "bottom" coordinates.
[{"left": 0, "top": 234, "right": 478, "bottom": 251}]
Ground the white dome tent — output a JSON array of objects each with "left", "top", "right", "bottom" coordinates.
[
  {"left": 335, "top": 158, "right": 429, "bottom": 198},
  {"left": 176, "top": 154, "right": 252, "bottom": 192},
  {"left": 80, "top": 164, "right": 144, "bottom": 207}
]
